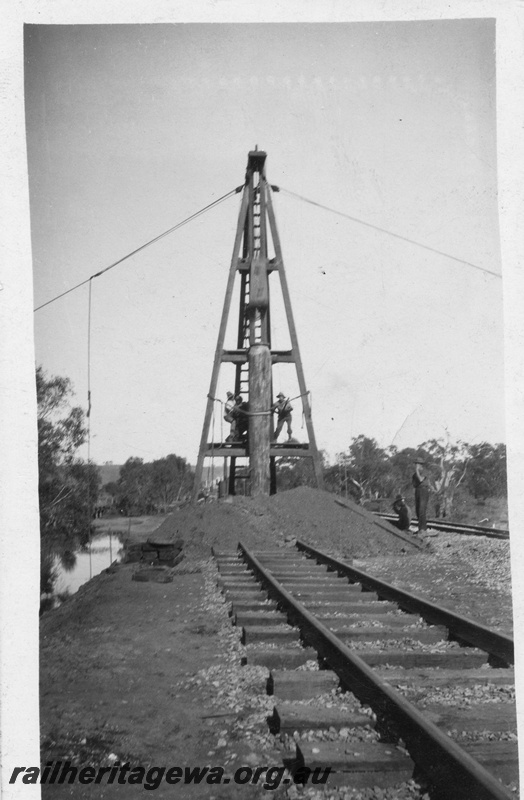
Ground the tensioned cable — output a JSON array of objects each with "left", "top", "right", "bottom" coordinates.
[
  {"left": 211, "top": 402, "right": 216, "bottom": 488},
  {"left": 87, "top": 278, "right": 93, "bottom": 425},
  {"left": 279, "top": 187, "right": 501, "bottom": 279},
  {"left": 87, "top": 277, "right": 93, "bottom": 580},
  {"left": 33, "top": 188, "right": 239, "bottom": 312}
]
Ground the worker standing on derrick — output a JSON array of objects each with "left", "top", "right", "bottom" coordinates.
[
  {"left": 224, "top": 391, "right": 237, "bottom": 442},
  {"left": 272, "top": 392, "right": 293, "bottom": 442},
  {"left": 235, "top": 395, "right": 249, "bottom": 444},
  {"left": 225, "top": 393, "right": 249, "bottom": 443}
]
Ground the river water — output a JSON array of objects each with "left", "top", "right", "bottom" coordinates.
[{"left": 53, "top": 531, "right": 125, "bottom": 597}]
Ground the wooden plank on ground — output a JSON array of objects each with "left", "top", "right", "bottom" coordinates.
[
  {"left": 269, "top": 670, "right": 339, "bottom": 700},
  {"left": 322, "top": 614, "right": 433, "bottom": 627},
  {"left": 242, "top": 626, "right": 299, "bottom": 645},
  {"left": 461, "top": 741, "right": 519, "bottom": 785},
  {"left": 242, "top": 648, "right": 317, "bottom": 669},
  {"left": 234, "top": 611, "right": 288, "bottom": 627},
  {"left": 333, "top": 628, "right": 445, "bottom": 645},
  {"left": 229, "top": 601, "right": 276, "bottom": 614},
  {"left": 305, "top": 601, "right": 397, "bottom": 613},
  {"left": 375, "top": 668, "right": 514, "bottom": 687},
  {"left": 421, "top": 702, "right": 516, "bottom": 733},
  {"left": 357, "top": 650, "right": 488, "bottom": 670},
  {"left": 295, "top": 741, "right": 414, "bottom": 788},
  {"left": 271, "top": 703, "right": 373, "bottom": 733}
]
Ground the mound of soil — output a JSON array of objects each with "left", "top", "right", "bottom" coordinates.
[{"left": 153, "top": 487, "right": 417, "bottom": 559}]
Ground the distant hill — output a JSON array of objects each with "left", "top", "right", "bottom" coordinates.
[
  {"left": 97, "top": 464, "right": 122, "bottom": 486},
  {"left": 97, "top": 460, "right": 206, "bottom": 487}
]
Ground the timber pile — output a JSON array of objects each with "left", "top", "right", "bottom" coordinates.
[{"left": 124, "top": 537, "right": 184, "bottom": 567}]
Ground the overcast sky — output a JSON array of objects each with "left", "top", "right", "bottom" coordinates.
[{"left": 26, "top": 19, "right": 504, "bottom": 465}]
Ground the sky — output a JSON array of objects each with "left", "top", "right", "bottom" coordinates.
[{"left": 26, "top": 19, "right": 505, "bottom": 466}]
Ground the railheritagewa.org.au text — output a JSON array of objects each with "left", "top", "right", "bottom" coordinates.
[{"left": 10, "top": 761, "right": 331, "bottom": 791}]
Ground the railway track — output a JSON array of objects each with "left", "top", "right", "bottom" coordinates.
[
  {"left": 375, "top": 513, "right": 510, "bottom": 540},
  {"left": 215, "top": 542, "right": 517, "bottom": 799}
]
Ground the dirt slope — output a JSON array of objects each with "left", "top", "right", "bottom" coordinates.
[{"left": 152, "top": 487, "right": 417, "bottom": 559}]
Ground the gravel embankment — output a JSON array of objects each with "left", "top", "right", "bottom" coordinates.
[
  {"left": 190, "top": 535, "right": 517, "bottom": 799},
  {"left": 180, "top": 558, "right": 432, "bottom": 800},
  {"left": 356, "top": 532, "right": 513, "bottom": 635}
]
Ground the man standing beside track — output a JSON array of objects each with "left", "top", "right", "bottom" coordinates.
[{"left": 412, "top": 459, "right": 432, "bottom": 534}]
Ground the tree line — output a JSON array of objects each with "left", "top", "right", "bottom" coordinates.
[
  {"left": 277, "top": 434, "right": 507, "bottom": 519},
  {"left": 37, "top": 364, "right": 507, "bottom": 567},
  {"left": 37, "top": 366, "right": 194, "bottom": 532},
  {"left": 37, "top": 366, "right": 193, "bottom": 603},
  {"left": 37, "top": 365, "right": 100, "bottom": 552},
  {"left": 103, "top": 454, "right": 194, "bottom": 516}
]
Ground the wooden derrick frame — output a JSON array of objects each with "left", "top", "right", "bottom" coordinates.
[{"left": 192, "top": 150, "right": 323, "bottom": 501}]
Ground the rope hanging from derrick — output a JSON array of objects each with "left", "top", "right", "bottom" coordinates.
[
  {"left": 34, "top": 187, "right": 238, "bottom": 312},
  {"left": 69, "top": 186, "right": 239, "bottom": 522}
]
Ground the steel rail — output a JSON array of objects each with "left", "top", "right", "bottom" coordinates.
[
  {"left": 239, "top": 541, "right": 513, "bottom": 800},
  {"left": 296, "top": 540, "right": 513, "bottom": 666},
  {"left": 375, "top": 512, "right": 509, "bottom": 539}
]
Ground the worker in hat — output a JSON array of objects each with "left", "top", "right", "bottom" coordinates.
[
  {"left": 224, "top": 391, "right": 238, "bottom": 441},
  {"left": 412, "top": 459, "right": 431, "bottom": 533},
  {"left": 224, "top": 392, "right": 235, "bottom": 416},
  {"left": 233, "top": 394, "right": 249, "bottom": 443},
  {"left": 271, "top": 392, "right": 293, "bottom": 442},
  {"left": 391, "top": 494, "right": 411, "bottom": 532}
]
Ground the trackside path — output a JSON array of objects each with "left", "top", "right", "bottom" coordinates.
[{"left": 40, "top": 559, "right": 287, "bottom": 799}]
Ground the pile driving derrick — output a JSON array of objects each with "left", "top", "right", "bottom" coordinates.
[{"left": 192, "top": 149, "right": 323, "bottom": 501}]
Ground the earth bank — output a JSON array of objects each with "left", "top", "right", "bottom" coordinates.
[
  {"left": 152, "top": 487, "right": 417, "bottom": 559},
  {"left": 40, "top": 488, "right": 513, "bottom": 799}
]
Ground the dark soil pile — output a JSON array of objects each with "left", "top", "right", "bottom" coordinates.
[{"left": 152, "top": 486, "right": 417, "bottom": 559}]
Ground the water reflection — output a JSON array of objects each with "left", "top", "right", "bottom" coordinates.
[{"left": 40, "top": 531, "right": 124, "bottom": 614}]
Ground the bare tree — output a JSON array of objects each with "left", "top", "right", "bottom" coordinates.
[{"left": 421, "top": 437, "right": 468, "bottom": 518}]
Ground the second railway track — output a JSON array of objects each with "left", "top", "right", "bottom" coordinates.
[
  {"left": 215, "top": 541, "right": 517, "bottom": 799},
  {"left": 374, "top": 513, "right": 509, "bottom": 540}
]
